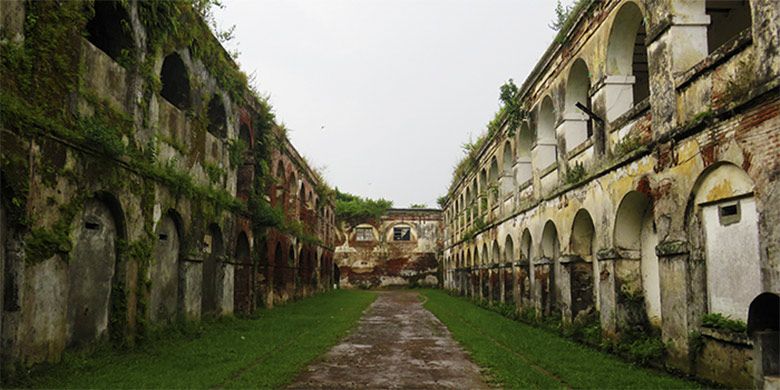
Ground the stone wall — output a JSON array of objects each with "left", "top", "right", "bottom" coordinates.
[
  {"left": 0, "top": 0, "right": 336, "bottom": 376},
  {"left": 335, "top": 209, "right": 442, "bottom": 289}
]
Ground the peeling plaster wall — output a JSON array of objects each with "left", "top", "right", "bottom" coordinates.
[
  {"left": 335, "top": 209, "right": 442, "bottom": 289},
  {"left": 441, "top": 0, "right": 780, "bottom": 387}
]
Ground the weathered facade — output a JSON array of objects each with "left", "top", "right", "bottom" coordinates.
[
  {"left": 441, "top": 0, "right": 779, "bottom": 388},
  {"left": 0, "top": 0, "right": 336, "bottom": 376},
  {"left": 335, "top": 209, "right": 442, "bottom": 289}
]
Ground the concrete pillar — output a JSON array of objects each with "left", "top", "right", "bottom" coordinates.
[
  {"left": 594, "top": 75, "right": 635, "bottom": 122},
  {"left": 180, "top": 255, "right": 203, "bottom": 320},
  {"left": 515, "top": 157, "right": 532, "bottom": 185},
  {"left": 557, "top": 257, "right": 574, "bottom": 323},
  {"left": 656, "top": 240, "right": 702, "bottom": 372},
  {"left": 559, "top": 114, "right": 590, "bottom": 153},
  {"left": 532, "top": 140, "right": 557, "bottom": 171}
]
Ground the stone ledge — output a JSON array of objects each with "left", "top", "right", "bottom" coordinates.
[{"left": 701, "top": 327, "right": 752, "bottom": 347}]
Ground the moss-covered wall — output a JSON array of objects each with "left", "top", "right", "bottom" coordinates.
[{"left": 0, "top": 0, "right": 335, "bottom": 376}]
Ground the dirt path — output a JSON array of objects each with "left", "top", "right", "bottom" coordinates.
[{"left": 289, "top": 290, "right": 489, "bottom": 389}]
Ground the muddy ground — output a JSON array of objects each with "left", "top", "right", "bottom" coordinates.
[{"left": 289, "top": 290, "right": 488, "bottom": 389}]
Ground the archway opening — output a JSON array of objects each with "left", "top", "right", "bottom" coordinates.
[
  {"left": 160, "top": 53, "right": 190, "bottom": 110},
  {"left": 207, "top": 94, "right": 227, "bottom": 138},
  {"left": 615, "top": 190, "right": 660, "bottom": 325},
  {"left": 86, "top": 1, "right": 133, "bottom": 63}
]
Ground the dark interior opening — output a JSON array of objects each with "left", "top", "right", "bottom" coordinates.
[
  {"left": 207, "top": 94, "right": 227, "bottom": 138},
  {"left": 632, "top": 21, "right": 650, "bottom": 103},
  {"left": 707, "top": 0, "right": 752, "bottom": 54},
  {"left": 160, "top": 53, "right": 190, "bottom": 110},
  {"left": 748, "top": 292, "right": 779, "bottom": 335},
  {"left": 86, "top": 1, "right": 133, "bottom": 63}
]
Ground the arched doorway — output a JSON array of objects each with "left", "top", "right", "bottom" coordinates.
[
  {"left": 67, "top": 197, "right": 121, "bottom": 346},
  {"left": 150, "top": 213, "right": 180, "bottom": 324}
]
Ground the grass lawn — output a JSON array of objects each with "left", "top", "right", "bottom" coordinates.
[
  {"left": 421, "top": 289, "right": 699, "bottom": 389},
  {"left": 13, "top": 289, "right": 375, "bottom": 389}
]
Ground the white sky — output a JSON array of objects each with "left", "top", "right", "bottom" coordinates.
[{"left": 214, "top": 0, "right": 558, "bottom": 208}]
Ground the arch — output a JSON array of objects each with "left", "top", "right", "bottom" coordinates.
[
  {"left": 67, "top": 195, "right": 124, "bottom": 346},
  {"left": 690, "top": 163, "right": 759, "bottom": 321},
  {"left": 706, "top": 0, "right": 752, "bottom": 54},
  {"left": 201, "top": 224, "right": 224, "bottom": 316},
  {"left": 207, "top": 94, "right": 228, "bottom": 138},
  {"left": 86, "top": 1, "right": 133, "bottom": 63},
  {"left": 481, "top": 242, "right": 489, "bottom": 265},
  {"left": 150, "top": 212, "right": 182, "bottom": 323},
  {"left": 160, "top": 53, "right": 190, "bottom": 110},
  {"left": 564, "top": 59, "right": 593, "bottom": 148},
  {"left": 570, "top": 209, "right": 595, "bottom": 261},
  {"left": 491, "top": 240, "right": 500, "bottom": 264},
  {"left": 541, "top": 221, "right": 559, "bottom": 260},
  {"left": 535, "top": 97, "right": 557, "bottom": 170},
  {"left": 504, "top": 234, "right": 515, "bottom": 263},
  {"left": 538, "top": 96, "right": 556, "bottom": 143},
  {"left": 239, "top": 123, "right": 252, "bottom": 146},
  {"left": 516, "top": 123, "right": 533, "bottom": 184},
  {"left": 614, "top": 191, "right": 660, "bottom": 324},
  {"left": 520, "top": 228, "right": 532, "bottom": 262},
  {"left": 606, "top": 2, "right": 649, "bottom": 107},
  {"left": 502, "top": 141, "right": 514, "bottom": 174},
  {"left": 748, "top": 293, "right": 779, "bottom": 335},
  {"left": 233, "top": 231, "right": 252, "bottom": 315},
  {"left": 488, "top": 156, "right": 499, "bottom": 203}
]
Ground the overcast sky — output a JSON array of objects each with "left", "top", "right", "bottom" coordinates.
[{"left": 214, "top": 1, "right": 558, "bottom": 208}]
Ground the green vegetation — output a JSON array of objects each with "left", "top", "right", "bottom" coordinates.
[
  {"left": 334, "top": 189, "right": 392, "bottom": 225},
  {"left": 12, "top": 290, "right": 376, "bottom": 389},
  {"left": 409, "top": 203, "right": 428, "bottom": 209},
  {"left": 421, "top": 290, "right": 697, "bottom": 389},
  {"left": 701, "top": 313, "right": 747, "bottom": 333},
  {"left": 447, "top": 79, "right": 525, "bottom": 197},
  {"left": 551, "top": 0, "right": 592, "bottom": 43},
  {"left": 563, "top": 161, "right": 586, "bottom": 184},
  {"left": 613, "top": 133, "right": 643, "bottom": 158}
]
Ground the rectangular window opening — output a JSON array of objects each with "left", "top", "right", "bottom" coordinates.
[
  {"left": 355, "top": 227, "right": 373, "bottom": 242},
  {"left": 85, "top": 222, "right": 100, "bottom": 230},
  {"left": 158, "top": 233, "right": 168, "bottom": 241},
  {"left": 393, "top": 227, "right": 411, "bottom": 241},
  {"left": 718, "top": 202, "right": 741, "bottom": 226}
]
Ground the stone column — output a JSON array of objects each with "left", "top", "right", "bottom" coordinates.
[
  {"left": 656, "top": 240, "right": 700, "bottom": 371},
  {"left": 557, "top": 256, "right": 575, "bottom": 323},
  {"left": 180, "top": 253, "right": 203, "bottom": 320},
  {"left": 559, "top": 113, "right": 590, "bottom": 153},
  {"left": 593, "top": 75, "right": 636, "bottom": 122}
]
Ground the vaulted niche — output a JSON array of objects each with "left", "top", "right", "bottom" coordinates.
[
  {"left": 207, "top": 94, "right": 227, "bottom": 138},
  {"left": 706, "top": 0, "right": 752, "bottom": 54},
  {"left": 160, "top": 53, "right": 190, "bottom": 110},
  {"left": 86, "top": 1, "right": 133, "bottom": 63}
]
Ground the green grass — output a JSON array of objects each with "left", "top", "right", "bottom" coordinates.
[
  {"left": 13, "top": 290, "right": 375, "bottom": 389},
  {"left": 421, "top": 289, "right": 699, "bottom": 389}
]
